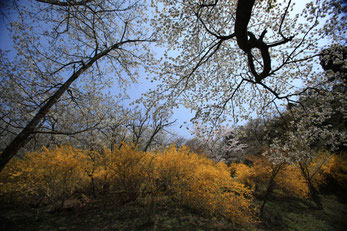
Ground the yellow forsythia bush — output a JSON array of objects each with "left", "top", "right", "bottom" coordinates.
[
  {"left": 292, "top": 151, "right": 347, "bottom": 197},
  {"left": 230, "top": 153, "right": 340, "bottom": 199},
  {"left": 0, "top": 144, "right": 256, "bottom": 225},
  {"left": 231, "top": 156, "right": 309, "bottom": 198},
  {"left": 102, "top": 143, "right": 152, "bottom": 201},
  {"left": 230, "top": 156, "right": 273, "bottom": 195},
  {"left": 321, "top": 153, "right": 347, "bottom": 189},
  {"left": 230, "top": 162, "right": 254, "bottom": 187},
  {"left": 153, "top": 146, "right": 256, "bottom": 224},
  {"left": 0, "top": 145, "right": 91, "bottom": 206},
  {"left": 276, "top": 164, "right": 309, "bottom": 198}
]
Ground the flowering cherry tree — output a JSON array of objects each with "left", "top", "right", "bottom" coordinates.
[
  {"left": 266, "top": 46, "right": 347, "bottom": 208},
  {"left": 190, "top": 123, "right": 247, "bottom": 163},
  {"left": 0, "top": 0, "right": 156, "bottom": 171},
  {"left": 149, "top": 0, "right": 345, "bottom": 128}
]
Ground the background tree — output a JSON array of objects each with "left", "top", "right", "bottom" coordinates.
[
  {"left": 124, "top": 105, "right": 176, "bottom": 151},
  {"left": 187, "top": 123, "right": 247, "bottom": 163}
]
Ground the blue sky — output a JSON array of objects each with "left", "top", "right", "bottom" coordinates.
[{"left": 123, "top": 66, "right": 195, "bottom": 138}]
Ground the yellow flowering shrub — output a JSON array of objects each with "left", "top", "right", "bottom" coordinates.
[
  {"left": 230, "top": 156, "right": 309, "bottom": 198},
  {"left": 0, "top": 144, "right": 256, "bottom": 224},
  {"left": 285, "top": 152, "right": 342, "bottom": 197},
  {"left": 102, "top": 143, "right": 152, "bottom": 201},
  {"left": 230, "top": 153, "right": 341, "bottom": 199},
  {"left": 276, "top": 164, "right": 309, "bottom": 198},
  {"left": 0, "top": 145, "right": 90, "bottom": 206},
  {"left": 230, "top": 162, "right": 254, "bottom": 187},
  {"left": 153, "top": 146, "right": 256, "bottom": 224},
  {"left": 230, "top": 156, "right": 272, "bottom": 195}
]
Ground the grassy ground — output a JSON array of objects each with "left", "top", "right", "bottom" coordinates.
[
  {"left": 1, "top": 193, "right": 346, "bottom": 231},
  {"left": 0, "top": 200, "right": 236, "bottom": 231},
  {"left": 255, "top": 194, "right": 347, "bottom": 231}
]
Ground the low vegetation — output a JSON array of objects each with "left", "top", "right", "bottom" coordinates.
[{"left": 1, "top": 144, "right": 346, "bottom": 230}]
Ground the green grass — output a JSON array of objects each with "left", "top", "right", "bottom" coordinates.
[
  {"left": 255, "top": 194, "right": 347, "bottom": 231},
  {"left": 1, "top": 194, "right": 346, "bottom": 231}
]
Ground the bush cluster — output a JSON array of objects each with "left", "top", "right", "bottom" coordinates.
[
  {"left": 2, "top": 144, "right": 344, "bottom": 225},
  {"left": 0, "top": 144, "right": 255, "bottom": 225},
  {"left": 230, "top": 152, "right": 345, "bottom": 199}
]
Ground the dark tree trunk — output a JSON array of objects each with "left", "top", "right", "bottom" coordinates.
[
  {"left": 260, "top": 163, "right": 283, "bottom": 217},
  {"left": 299, "top": 161, "right": 323, "bottom": 209},
  {"left": 235, "top": 0, "right": 293, "bottom": 82},
  {"left": 235, "top": 0, "right": 255, "bottom": 52},
  {"left": 0, "top": 65, "right": 87, "bottom": 171},
  {"left": 143, "top": 126, "right": 161, "bottom": 152}
]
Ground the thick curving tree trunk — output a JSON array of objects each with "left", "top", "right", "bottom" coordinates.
[{"left": 235, "top": 0, "right": 293, "bottom": 83}]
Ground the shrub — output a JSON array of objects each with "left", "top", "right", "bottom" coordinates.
[
  {"left": 154, "top": 146, "right": 256, "bottom": 224},
  {"left": 0, "top": 144, "right": 256, "bottom": 225},
  {"left": 230, "top": 156, "right": 272, "bottom": 195},
  {"left": 231, "top": 156, "right": 309, "bottom": 198},
  {"left": 102, "top": 143, "right": 151, "bottom": 201},
  {"left": 0, "top": 145, "right": 90, "bottom": 207},
  {"left": 276, "top": 164, "right": 309, "bottom": 198},
  {"left": 231, "top": 153, "right": 342, "bottom": 200}
]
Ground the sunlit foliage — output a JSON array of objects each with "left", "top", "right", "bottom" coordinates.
[
  {"left": 153, "top": 146, "right": 255, "bottom": 224},
  {"left": 0, "top": 145, "right": 90, "bottom": 207},
  {"left": 0, "top": 144, "right": 256, "bottom": 224},
  {"left": 230, "top": 153, "right": 342, "bottom": 199}
]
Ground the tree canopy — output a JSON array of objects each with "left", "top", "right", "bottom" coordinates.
[
  {"left": 0, "top": 0, "right": 346, "bottom": 172},
  {"left": 0, "top": 0, "right": 156, "bottom": 171},
  {"left": 148, "top": 0, "right": 345, "bottom": 127}
]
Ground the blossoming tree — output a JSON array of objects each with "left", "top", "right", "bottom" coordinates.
[{"left": 0, "top": 0, "right": 156, "bottom": 171}]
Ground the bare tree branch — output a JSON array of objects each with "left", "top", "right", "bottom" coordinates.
[{"left": 36, "top": 0, "right": 93, "bottom": 7}]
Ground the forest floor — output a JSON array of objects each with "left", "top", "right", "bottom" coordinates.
[{"left": 1, "top": 193, "right": 346, "bottom": 231}]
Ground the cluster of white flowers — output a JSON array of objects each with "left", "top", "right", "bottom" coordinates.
[
  {"left": 191, "top": 123, "right": 247, "bottom": 162},
  {"left": 266, "top": 66, "right": 346, "bottom": 164}
]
